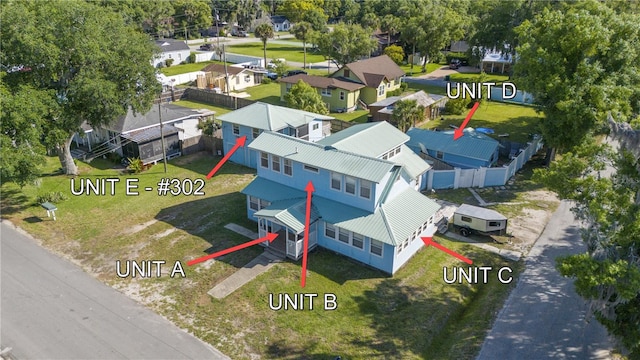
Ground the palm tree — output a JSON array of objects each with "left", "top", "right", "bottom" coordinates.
[
  {"left": 254, "top": 23, "right": 274, "bottom": 69},
  {"left": 291, "top": 21, "right": 312, "bottom": 69},
  {"left": 392, "top": 99, "right": 424, "bottom": 133}
]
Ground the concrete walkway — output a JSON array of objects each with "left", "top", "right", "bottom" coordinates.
[
  {"left": 208, "top": 224, "right": 279, "bottom": 299},
  {"left": 444, "top": 231, "right": 522, "bottom": 262}
]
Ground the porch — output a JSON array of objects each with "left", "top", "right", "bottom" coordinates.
[{"left": 257, "top": 217, "right": 318, "bottom": 261}]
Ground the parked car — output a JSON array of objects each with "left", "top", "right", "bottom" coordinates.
[
  {"left": 449, "top": 59, "right": 461, "bottom": 70},
  {"left": 199, "top": 43, "right": 214, "bottom": 51},
  {"left": 266, "top": 72, "right": 278, "bottom": 80},
  {"left": 285, "top": 70, "right": 307, "bottom": 77}
]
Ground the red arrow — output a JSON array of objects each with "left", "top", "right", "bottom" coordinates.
[
  {"left": 300, "top": 181, "right": 314, "bottom": 288},
  {"left": 187, "top": 232, "right": 278, "bottom": 266},
  {"left": 206, "top": 135, "right": 247, "bottom": 179},
  {"left": 453, "top": 102, "right": 480, "bottom": 140},
  {"left": 421, "top": 237, "right": 473, "bottom": 264}
]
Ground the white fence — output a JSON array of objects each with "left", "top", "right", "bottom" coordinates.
[
  {"left": 424, "top": 137, "right": 543, "bottom": 190},
  {"left": 166, "top": 71, "right": 205, "bottom": 85}
]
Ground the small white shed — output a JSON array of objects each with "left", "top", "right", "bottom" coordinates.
[{"left": 452, "top": 204, "right": 508, "bottom": 236}]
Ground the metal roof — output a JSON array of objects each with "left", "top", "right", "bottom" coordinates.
[
  {"left": 104, "top": 103, "right": 213, "bottom": 134},
  {"left": 316, "top": 121, "right": 409, "bottom": 158},
  {"left": 218, "top": 102, "right": 333, "bottom": 132},
  {"left": 380, "top": 188, "right": 441, "bottom": 244},
  {"left": 455, "top": 204, "right": 507, "bottom": 220},
  {"left": 241, "top": 177, "right": 305, "bottom": 202},
  {"left": 406, "top": 128, "right": 499, "bottom": 162},
  {"left": 155, "top": 39, "right": 189, "bottom": 53},
  {"left": 249, "top": 132, "right": 396, "bottom": 183},
  {"left": 394, "top": 144, "right": 432, "bottom": 179},
  {"left": 254, "top": 198, "right": 320, "bottom": 233},
  {"left": 120, "top": 124, "right": 180, "bottom": 143}
]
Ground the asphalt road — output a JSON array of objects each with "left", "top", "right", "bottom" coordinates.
[
  {"left": 477, "top": 201, "right": 612, "bottom": 359},
  {"left": 1, "top": 221, "right": 229, "bottom": 360}
]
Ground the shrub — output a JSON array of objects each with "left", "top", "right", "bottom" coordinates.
[
  {"left": 444, "top": 97, "right": 471, "bottom": 115},
  {"left": 165, "top": 58, "right": 174, "bottom": 67},
  {"left": 127, "top": 157, "right": 144, "bottom": 173},
  {"left": 188, "top": 52, "right": 196, "bottom": 63},
  {"left": 106, "top": 151, "right": 122, "bottom": 164},
  {"left": 36, "top": 191, "right": 68, "bottom": 204},
  {"left": 262, "top": 77, "right": 272, "bottom": 84}
]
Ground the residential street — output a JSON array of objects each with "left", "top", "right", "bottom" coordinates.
[
  {"left": 1, "top": 221, "right": 229, "bottom": 360},
  {"left": 477, "top": 201, "right": 613, "bottom": 359}
]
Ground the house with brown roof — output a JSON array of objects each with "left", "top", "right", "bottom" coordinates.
[
  {"left": 199, "top": 63, "right": 267, "bottom": 93},
  {"left": 331, "top": 55, "right": 405, "bottom": 105},
  {"left": 279, "top": 74, "right": 365, "bottom": 113},
  {"left": 368, "top": 90, "right": 448, "bottom": 124}
]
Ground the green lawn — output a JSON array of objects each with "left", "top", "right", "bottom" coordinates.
[
  {"left": 423, "top": 101, "right": 543, "bottom": 143},
  {"left": 227, "top": 43, "right": 326, "bottom": 64},
  {"left": 406, "top": 82, "right": 448, "bottom": 96},
  {"left": 174, "top": 99, "right": 233, "bottom": 116},
  {"left": 332, "top": 110, "right": 369, "bottom": 123},
  {"left": 242, "top": 82, "right": 283, "bottom": 105},
  {"left": 161, "top": 60, "right": 225, "bottom": 76},
  {"left": 400, "top": 62, "right": 443, "bottom": 76},
  {"left": 449, "top": 73, "right": 511, "bottom": 84},
  {"left": 1, "top": 154, "right": 521, "bottom": 359}
]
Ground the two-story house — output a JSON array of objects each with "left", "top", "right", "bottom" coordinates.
[
  {"left": 240, "top": 121, "right": 440, "bottom": 274},
  {"left": 219, "top": 102, "right": 333, "bottom": 168}
]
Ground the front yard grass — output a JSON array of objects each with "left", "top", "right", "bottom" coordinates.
[
  {"left": 174, "top": 99, "right": 233, "bottom": 116},
  {"left": 160, "top": 60, "right": 226, "bottom": 76},
  {"left": 449, "top": 73, "right": 510, "bottom": 84},
  {"left": 400, "top": 62, "right": 443, "bottom": 76},
  {"left": 227, "top": 43, "right": 326, "bottom": 64},
  {"left": 242, "top": 82, "right": 282, "bottom": 105},
  {"left": 2, "top": 154, "right": 522, "bottom": 360}
]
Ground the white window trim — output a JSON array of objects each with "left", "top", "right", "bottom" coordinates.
[
  {"left": 330, "top": 172, "right": 342, "bottom": 191},
  {"left": 321, "top": 88, "right": 332, "bottom": 97},
  {"left": 345, "top": 175, "right": 357, "bottom": 196},
  {"left": 370, "top": 239, "right": 384, "bottom": 257},
  {"left": 283, "top": 158, "right": 293, "bottom": 177},
  {"left": 352, "top": 232, "right": 365, "bottom": 250},
  {"left": 232, "top": 124, "right": 240, "bottom": 135},
  {"left": 260, "top": 152, "right": 269, "bottom": 168},
  {"left": 272, "top": 155, "right": 281, "bottom": 173},
  {"left": 325, "top": 223, "right": 336, "bottom": 239},
  {"left": 360, "top": 179, "right": 372, "bottom": 199},
  {"left": 304, "top": 164, "right": 319, "bottom": 173}
]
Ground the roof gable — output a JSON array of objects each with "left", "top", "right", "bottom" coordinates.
[
  {"left": 279, "top": 74, "right": 365, "bottom": 92},
  {"left": 105, "top": 103, "right": 212, "bottom": 134},
  {"left": 338, "top": 55, "right": 405, "bottom": 87},
  {"left": 317, "top": 121, "right": 408, "bottom": 158},
  {"left": 155, "top": 39, "right": 189, "bottom": 53},
  {"left": 406, "top": 128, "right": 500, "bottom": 162},
  {"left": 217, "top": 102, "right": 333, "bottom": 131}
]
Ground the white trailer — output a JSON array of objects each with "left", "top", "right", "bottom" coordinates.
[{"left": 452, "top": 204, "right": 508, "bottom": 236}]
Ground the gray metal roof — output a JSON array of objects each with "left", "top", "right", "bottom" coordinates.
[
  {"left": 455, "top": 204, "right": 507, "bottom": 220},
  {"left": 218, "top": 102, "right": 333, "bottom": 132},
  {"left": 316, "top": 121, "right": 409, "bottom": 158},
  {"left": 380, "top": 188, "right": 441, "bottom": 244},
  {"left": 394, "top": 144, "right": 432, "bottom": 179},
  {"left": 155, "top": 39, "right": 189, "bottom": 53},
  {"left": 120, "top": 124, "right": 180, "bottom": 143},
  {"left": 406, "top": 128, "right": 499, "bottom": 162},
  {"left": 105, "top": 103, "right": 213, "bottom": 134},
  {"left": 255, "top": 198, "right": 320, "bottom": 233},
  {"left": 241, "top": 177, "right": 305, "bottom": 202},
  {"left": 249, "top": 132, "right": 396, "bottom": 183}
]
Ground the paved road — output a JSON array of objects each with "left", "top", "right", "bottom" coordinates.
[
  {"left": 477, "top": 201, "right": 612, "bottom": 359},
  {"left": 1, "top": 221, "right": 229, "bottom": 360}
]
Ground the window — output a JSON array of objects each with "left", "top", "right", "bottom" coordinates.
[
  {"left": 272, "top": 155, "right": 281, "bottom": 172},
  {"left": 352, "top": 233, "right": 364, "bottom": 249},
  {"left": 312, "top": 123, "right": 319, "bottom": 131},
  {"left": 286, "top": 83, "right": 292, "bottom": 92},
  {"left": 339, "top": 91, "right": 345, "bottom": 100},
  {"left": 260, "top": 152, "right": 269, "bottom": 168},
  {"left": 331, "top": 172, "right": 342, "bottom": 191},
  {"left": 345, "top": 176, "right": 356, "bottom": 195},
  {"left": 321, "top": 88, "right": 332, "bottom": 97},
  {"left": 284, "top": 158, "right": 292, "bottom": 176},
  {"left": 304, "top": 164, "right": 319, "bottom": 173},
  {"left": 344, "top": 69, "right": 350, "bottom": 77},
  {"left": 460, "top": 216, "right": 472, "bottom": 223},
  {"left": 233, "top": 124, "right": 240, "bottom": 135},
  {"left": 370, "top": 239, "right": 383, "bottom": 256},
  {"left": 338, "top": 228, "right": 349, "bottom": 243},
  {"left": 252, "top": 128, "right": 261, "bottom": 139},
  {"left": 260, "top": 199, "right": 271, "bottom": 209},
  {"left": 378, "top": 84, "right": 385, "bottom": 96},
  {"left": 386, "top": 82, "right": 391, "bottom": 88},
  {"left": 244, "top": 74, "right": 251, "bottom": 83},
  {"left": 489, "top": 221, "right": 501, "bottom": 227},
  {"left": 249, "top": 196, "right": 259, "bottom": 211},
  {"left": 436, "top": 151, "right": 444, "bottom": 159},
  {"left": 394, "top": 146, "right": 401, "bottom": 156},
  {"left": 360, "top": 180, "right": 371, "bottom": 199},
  {"left": 325, "top": 223, "right": 336, "bottom": 239}
]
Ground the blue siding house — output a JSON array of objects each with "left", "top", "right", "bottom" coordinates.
[
  {"left": 241, "top": 121, "right": 441, "bottom": 274},
  {"left": 406, "top": 128, "right": 500, "bottom": 169},
  {"left": 218, "top": 102, "right": 334, "bottom": 168}
]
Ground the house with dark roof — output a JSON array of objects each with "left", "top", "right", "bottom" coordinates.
[
  {"left": 271, "top": 15, "right": 291, "bottom": 32},
  {"left": 406, "top": 128, "right": 500, "bottom": 169},
  {"left": 279, "top": 74, "right": 365, "bottom": 113},
  {"left": 368, "top": 90, "right": 447, "bottom": 124},
  {"left": 75, "top": 103, "right": 214, "bottom": 164},
  {"left": 218, "top": 102, "right": 333, "bottom": 168},
  {"left": 200, "top": 63, "right": 267, "bottom": 92},
  {"left": 153, "top": 39, "right": 190, "bottom": 67},
  {"left": 331, "top": 54, "right": 406, "bottom": 105},
  {"left": 241, "top": 121, "right": 439, "bottom": 274}
]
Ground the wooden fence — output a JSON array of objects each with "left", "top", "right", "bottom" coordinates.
[{"left": 184, "top": 88, "right": 256, "bottom": 110}]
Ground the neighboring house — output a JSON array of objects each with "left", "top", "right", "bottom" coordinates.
[
  {"left": 218, "top": 102, "right": 333, "bottom": 168},
  {"left": 331, "top": 55, "right": 405, "bottom": 105},
  {"left": 153, "top": 39, "right": 190, "bottom": 68},
  {"left": 368, "top": 91, "right": 447, "bottom": 124},
  {"left": 279, "top": 74, "right": 365, "bottom": 113},
  {"left": 372, "top": 29, "right": 400, "bottom": 56},
  {"left": 271, "top": 15, "right": 291, "bottom": 32},
  {"left": 74, "top": 103, "right": 214, "bottom": 164},
  {"left": 241, "top": 121, "right": 439, "bottom": 274},
  {"left": 406, "top": 128, "right": 500, "bottom": 169},
  {"left": 200, "top": 63, "right": 267, "bottom": 92},
  {"left": 481, "top": 51, "right": 513, "bottom": 74}
]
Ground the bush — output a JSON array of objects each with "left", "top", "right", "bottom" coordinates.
[
  {"left": 262, "top": 77, "right": 272, "bottom": 84},
  {"left": 165, "top": 58, "right": 174, "bottom": 67},
  {"left": 106, "top": 151, "right": 122, "bottom": 164},
  {"left": 446, "top": 52, "right": 469, "bottom": 65},
  {"left": 36, "top": 191, "right": 68, "bottom": 204},
  {"left": 432, "top": 52, "right": 446, "bottom": 64},
  {"left": 444, "top": 97, "right": 471, "bottom": 115},
  {"left": 127, "top": 157, "right": 144, "bottom": 174},
  {"left": 188, "top": 52, "right": 196, "bottom": 63}
]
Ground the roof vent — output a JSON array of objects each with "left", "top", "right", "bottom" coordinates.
[{"left": 295, "top": 147, "right": 298, "bottom": 153}]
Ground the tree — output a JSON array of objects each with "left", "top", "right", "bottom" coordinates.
[
  {"left": 291, "top": 22, "right": 312, "bottom": 69},
  {"left": 278, "top": 0, "right": 323, "bottom": 23},
  {"left": 284, "top": 80, "right": 329, "bottom": 115},
  {"left": 316, "top": 23, "right": 377, "bottom": 67},
  {"left": 383, "top": 44, "right": 404, "bottom": 65},
  {"left": 254, "top": 23, "right": 275, "bottom": 70},
  {"left": 534, "top": 126, "right": 640, "bottom": 355},
  {"left": 1, "top": 1, "right": 160, "bottom": 175},
  {"left": 173, "top": 0, "right": 212, "bottom": 39},
  {"left": 270, "top": 59, "right": 288, "bottom": 78},
  {"left": 514, "top": 1, "right": 640, "bottom": 162},
  {"left": 380, "top": 14, "right": 400, "bottom": 46},
  {"left": 392, "top": 99, "right": 424, "bottom": 133}
]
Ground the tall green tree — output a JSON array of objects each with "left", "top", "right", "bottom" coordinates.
[
  {"left": 392, "top": 99, "right": 424, "bottom": 133},
  {"left": 254, "top": 23, "right": 275, "bottom": 69},
  {"left": 284, "top": 80, "right": 329, "bottom": 115},
  {"left": 514, "top": 1, "right": 640, "bottom": 162},
  {"left": 291, "top": 21, "right": 313, "bottom": 69},
  {"left": 316, "top": 23, "right": 377, "bottom": 66},
  {"left": 173, "top": 0, "right": 212, "bottom": 39},
  {"left": 278, "top": 0, "right": 323, "bottom": 23},
  {"left": 1, "top": 1, "right": 160, "bottom": 175}
]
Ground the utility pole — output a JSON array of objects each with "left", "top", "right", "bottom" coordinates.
[
  {"left": 223, "top": 44, "right": 230, "bottom": 95},
  {"left": 158, "top": 101, "right": 167, "bottom": 173}
]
